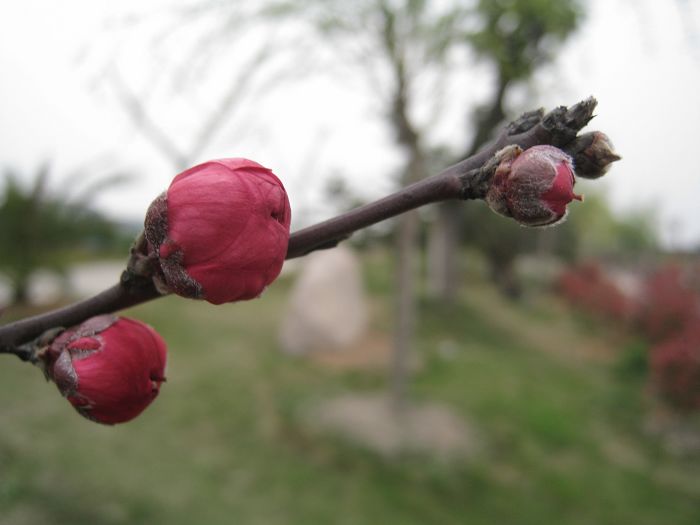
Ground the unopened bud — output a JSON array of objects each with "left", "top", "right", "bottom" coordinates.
[
  {"left": 486, "top": 145, "right": 583, "bottom": 227},
  {"left": 41, "top": 315, "right": 167, "bottom": 425},
  {"left": 567, "top": 131, "right": 621, "bottom": 179},
  {"left": 144, "top": 158, "right": 292, "bottom": 305}
]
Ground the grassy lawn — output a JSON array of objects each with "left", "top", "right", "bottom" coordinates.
[{"left": 0, "top": 251, "right": 698, "bottom": 524}]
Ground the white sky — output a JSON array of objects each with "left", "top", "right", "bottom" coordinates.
[{"left": 0, "top": 0, "right": 699, "bottom": 248}]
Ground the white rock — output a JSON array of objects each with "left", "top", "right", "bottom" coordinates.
[{"left": 280, "top": 246, "right": 368, "bottom": 354}]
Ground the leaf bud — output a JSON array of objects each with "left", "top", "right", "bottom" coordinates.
[{"left": 567, "top": 131, "right": 621, "bottom": 179}]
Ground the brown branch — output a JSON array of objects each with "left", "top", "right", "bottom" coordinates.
[{"left": 0, "top": 97, "right": 598, "bottom": 357}]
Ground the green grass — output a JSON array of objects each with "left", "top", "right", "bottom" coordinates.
[{"left": 0, "top": 252, "right": 698, "bottom": 525}]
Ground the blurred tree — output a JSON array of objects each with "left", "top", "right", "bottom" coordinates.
[
  {"left": 277, "top": 0, "right": 467, "bottom": 410},
  {"left": 268, "top": 0, "right": 589, "bottom": 403},
  {"left": 428, "top": 0, "right": 583, "bottom": 301},
  {"left": 466, "top": 0, "right": 582, "bottom": 145},
  {"left": 0, "top": 165, "right": 128, "bottom": 305}
]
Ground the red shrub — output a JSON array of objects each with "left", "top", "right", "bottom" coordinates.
[
  {"left": 558, "top": 262, "right": 635, "bottom": 324},
  {"left": 650, "top": 320, "right": 700, "bottom": 411},
  {"left": 560, "top": 262, "right": 700, "bottom": 412},
  {"left": 639, "top": 265, "right": 699, "bottom": 342}
]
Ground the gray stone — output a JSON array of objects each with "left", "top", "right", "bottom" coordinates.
[
  {"left": 301, "top": 394, "right": 480, "bottom": 461},
  {"left": 280, "top": 246, "right": 368, "bottom": 355}
]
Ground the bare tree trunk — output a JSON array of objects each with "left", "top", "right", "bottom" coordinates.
[
  {"left": 391, "top": 208, "right": 418, "bottom": 413},
  {"left": 373, "top": 4, "right": 420, "bottom": 413},
  {"left": 427, "top": 74, "right": 509, "bottom": 301},
  {"left": 427, "top": 201, "right": 460, "bottom": 303},
  {"left": 389, "top": 145, "right": 425, "bottom": 412},
  {"left": 12, "top": 279, "right": 29, "bottom": 306}
]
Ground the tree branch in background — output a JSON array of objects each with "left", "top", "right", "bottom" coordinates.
[
  {"left": 104, "top": 3, "right": 307, "bottom": 173},
  {"left": 109, "top": 69, "right": 189, "bottom": 169},
  {"left": 0, "top": 97, "right": 602, "bottom": 357}
]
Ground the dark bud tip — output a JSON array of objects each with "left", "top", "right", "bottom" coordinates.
[
  {"left": 542, "top": 97, "right": 598, "bottom": 146},
  {"left": 567, "top": 131, "right": 621, "bottom": 179},
  {"left": 507, "top": 108, "right": 545, "bottom": 135}
]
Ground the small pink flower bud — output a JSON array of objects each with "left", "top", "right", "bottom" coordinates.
[
  {"left": 485, "top": 145, "right": 582, "bottom": 227},
  {"left": 144, "top": 158, "right": 292, "bottom": 305},
  {"left": 42, "top": 315, "right": 167, "bottom": 425}
]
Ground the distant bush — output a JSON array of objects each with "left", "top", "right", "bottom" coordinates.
[
  {"left": 638, "top": 265, "right": 699, "bottom": 343},
  {"left": 650, "top": 321, "right": 700, "bottom": 411},
  {"left": 557, "top": 262, "right": 635, "bottom": 324},
  {"left": 641, "top": 265, "right": 700, "bottom": 412},
  {"left": 559, "top": 262, "right": 700, "bottom": 413}
]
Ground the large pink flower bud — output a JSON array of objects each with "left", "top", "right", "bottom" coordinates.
[
  {"left": 42, "top": 315, "right": 167, "bottom": 425},
  {"left": 486, "top": 145, "right": 582, "bottom": 227},
  {"left": 144, "top": 158, "right": 292, "bottom": 305}
]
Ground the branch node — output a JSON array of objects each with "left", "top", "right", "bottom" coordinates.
[
  {"left": 460, "top": 145, "right": 522, "bottom": 200},
  {"left": 507, "top": 108, "right": 545, "bottom": 135},
  {"left": 542, "top": 96, "right": 597, "bottom": 146},
  {"left": 12, "top": 326, "right": 64, "bottom": 367}
]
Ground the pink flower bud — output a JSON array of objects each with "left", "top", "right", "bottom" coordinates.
[
  {"left": 486, "top": 145, "right": 582, "bottom": 227},
  {"left": 43, "top": 315, "right": 167, "bottom": 425},
  {"left": 145, "top": 158, "right": 292, "bottom": 304}
]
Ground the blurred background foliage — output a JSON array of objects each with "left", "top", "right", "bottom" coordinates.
[
  {"left": 0, "top": 165, "right": 133, "bottom": 304},
  {"left": 2, "top": 255, "right": 700, "bottom": 525},
  {"left": 1, "top": 0, "right": 699, "bottom": 524}
]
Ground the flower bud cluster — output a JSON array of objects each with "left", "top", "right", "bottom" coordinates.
[
  {"left": 26, "top": 135, "right": 617, "bottom": 427},
  {"left": 34, "top": 157, "right": 293, "bottom": 426}
]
